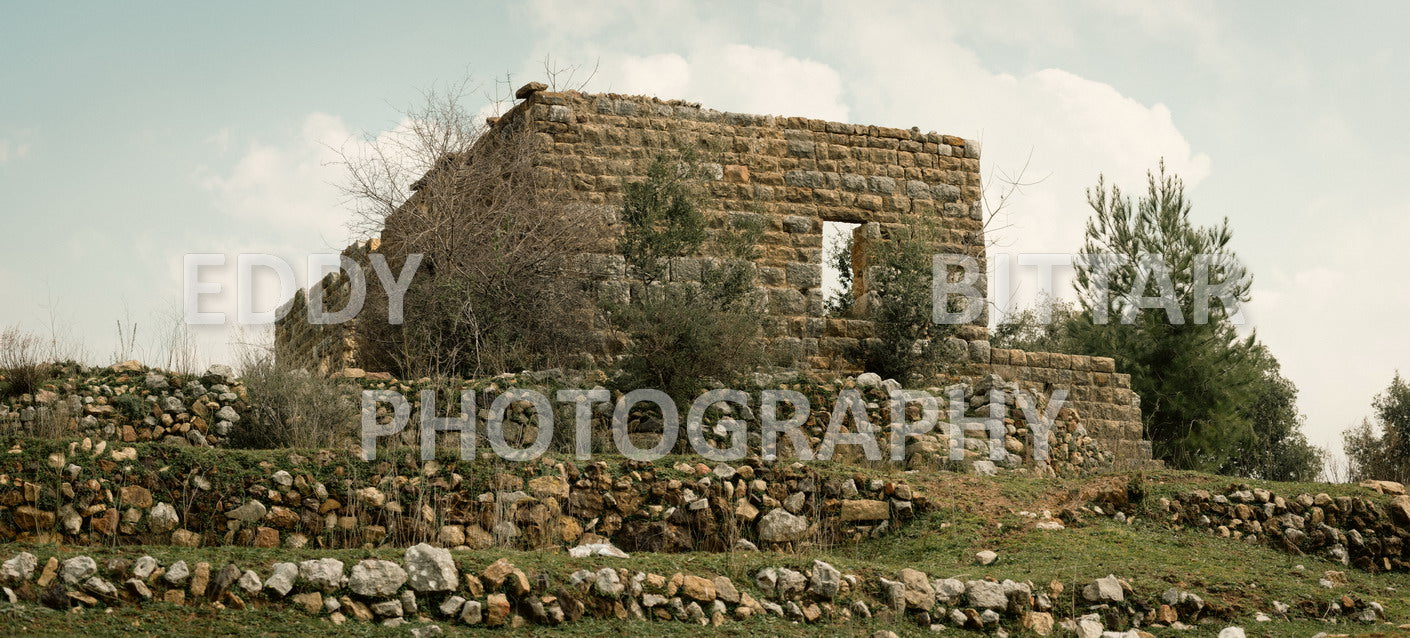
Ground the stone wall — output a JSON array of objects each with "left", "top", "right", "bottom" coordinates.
[
  {"left": 274, "top": 240, "right": 375, "bottom": 375},
  {"left": 979, "top": 348, "right": 1151, "bottom": 469},
  {"left": 506, "top": 86, "right": 988, "bottom": 369},
  {"left": 269, "top": 84, "right": 1153, "bottom": 468}
]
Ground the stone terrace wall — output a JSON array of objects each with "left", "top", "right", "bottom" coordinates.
[{"left": 978, "top": 348, "right": 1152, "bottom": 468}]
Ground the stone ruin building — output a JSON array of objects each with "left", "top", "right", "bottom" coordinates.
[{"left": 275, "top": 82, "right": 1155, "bottom": 469}]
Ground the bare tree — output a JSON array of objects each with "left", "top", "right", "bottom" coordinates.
[{"left": 334, "top": 79, "right": 611, "bottom": 378}]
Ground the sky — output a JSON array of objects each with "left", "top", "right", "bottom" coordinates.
[{"left": 1, "top": 1, "right": 1407, "bottom": 465}]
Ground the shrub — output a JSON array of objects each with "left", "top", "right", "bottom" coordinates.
[
  {"left": 0, "top": 327, "right": 51, "bottom": 399},
  {"left": 612, "top": 152, "right": 764, "bottom": 401},
  {"left": 229, "top": 352, "right": 358, "bottom": 449},
  {"left": 340, "top": 82, "right": 610, "bottom": 378},
  {"left": 112, "top": 393, "right": 148, "bottom": 421},
  {"left": 860, "top": 231, "right": 958, "bottom": 383}
]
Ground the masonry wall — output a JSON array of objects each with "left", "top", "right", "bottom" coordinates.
[
  {"left": 499, "top": 87, "right": 989, "bottom": 370},
  {"left": 271, "top": 86, "right": 1153, "bottom": 467},
  {"left": 980, "top": 348, "right": 1152, "bottom": 468}
]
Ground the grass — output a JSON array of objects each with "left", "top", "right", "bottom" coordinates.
[
  {"left": 3, "top": 505, "right": 1407, "bottom": 637},
  {"left": 1, "top": 440, "right": 1409, "bottom": 636}
]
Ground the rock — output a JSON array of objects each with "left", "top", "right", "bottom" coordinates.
[
  {"left": 203, "top": 364, "right": 234, "bottom": 384},
  {"left": 119, "top": 485, "right": 153, "bottom": 508},
  {"left": 966, "top": 579, "right": 1008, "bottom": 609},
  {"left": 125, "top": 578, "right": 153, "bottom": 600},
  {"left": 713, "top": 576, "right": 739, "bottom": 604},
  {"left": 734, "top": 539, "right": 759, "bottom": 552},
  {"left": 349, "top": 559, "right": 406, "bottom": 597},
  {"left": 237, "top": 570, "right": 262, "bottom": 594},
  {"left": 226, "top": 500, "right": 266, "bottom": 523},
  {"left": 404, "top": 543, "right": 457, "bottom": 591},
  {"left": 898, "top": 568, "right": 934, "bottom": 609},
  {"left": 840, "top": 499, "right": 889, "bottom": 521},
  {"left": 485, "top": 593, "right": 510, "bottom": 626},
  {"left": 975, "top": 550, "right": 998, "bottom": 565},
  {"left": 1359, "top": 479, "right": 1406, "bottom": 495},
  {"left": 164, "top": 560, "right": 190, "bottom": 585},
  {"left": 856, "top": 373, "right": 882, "bottom": 387},
  {"left": 1218, "top": 628, "right": 1246, "bottom": 638},
  {"left": 13, "top": 506, "right": 55, "bottom": 531},
  {"left": 1, "top": 552, "right": 37, "bottom": 582},
  {"left": 145, "top": 372, "right": 169, "bottom": 390},
  {"left": 971, "top": 460, "right": 999, "bottom": 476},
  {"left": 593, "top": 567, "right": 623, "bottom": 598},
  {"left": 171, "top": 528, "right": 202, "bottom": 547},
  {"left": 1075, "top": 614, "right": 1104, "bottom": 638},
  {"left": 1036, "top": 519, "right": 1065, "bottom": 530},
  {"left": 1083, "top": 575, "right": 1124, "bottom": 603},
  {"left": 1023, "top": 611, "right": 1055, "bottom": 636},
  {"left": 681, "top": 575, "right": 715, "bottom": 602},
  {"left": 149, "top": 503, "right": 180, "bottom": 533},
  {"left": 288, "top": 591, "right": 321, "bottom": 614},
  {"left": 265, "top": 562, "right": 298, "bottom": 597},
  {"left": 758, "top": 508, "right": 810, "bottom": 542},
  {"left": 528, "top": 475, "right": 569, "bottom": 499},
  {"left": 61, "top": 556, "right": 97, "bottom": 585},
  {"left": 461, "top": 599, "right": 483, "bottom": 624},
  {"left": 1390, "top": 495, "right": 1410, "bottom": 526},
  {"left": 809, "top": 560, "right": 841, "bottom": 599},
  {"left": 410, "top": 625, "right": 443, "bottom": 638},
  {"left": 370, "top": 599, "right": 403, "bottom": 617},
  {"left": 568, "top": 542, "right": 629, "bottom": 559},
  {"left": 83, "top": 576, "right": 117, "bottom": 597},
  {"left": 298, "top": 558, "right": 346, "bottom": 592}
]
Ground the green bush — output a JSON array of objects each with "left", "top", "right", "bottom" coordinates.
[
  {"left": 229, "top": 353, "right": 358, "bottom": 449},
  {"left": 112, "top": 393, "right": 147, "bottom": 421},
  {"left": 860, "top": 230, "right": 958, "bottom": 383},
  {"left": 612, "top": 152, "right": 764, "bottom": 401}
]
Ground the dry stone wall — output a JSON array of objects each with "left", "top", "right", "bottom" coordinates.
[
  {"left": 509, "top": 86, "right": 988, "bottom": 369},
  {"left": 270, "top": 84, "right": 1154, "bottom": 467}
]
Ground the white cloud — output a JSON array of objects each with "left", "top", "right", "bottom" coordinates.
[
  {"left": 196, "top": 113, "right": 356, "bottom": 250},
  {"left": 516, "top": 3, "right": 1208, "bottom": 321}
]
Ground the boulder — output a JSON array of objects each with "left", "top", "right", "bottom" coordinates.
[
  {"left": 966, "top": 579, "right": 1008, "bottom": 609},
  {"left": 404, "top": 543, "right": 457, "bottom": 592},
  {"left": 60, "top": 556, "right": 97, "bottom": 585},
  {"left": 265, "top": 562, "right": 298, "bottom": 597},
  {"left": 841, "top": 499, "right": 890, "bottom": 521},
  {"left": 349, "top": 560, "right": 406, "bottom": 597},
  {"left": 298, "top": 558, "right": 345, "bottom": 592},
  {"left": 758, "top": 508, "right": 809, "bottom": 542},
  {"left": 1082, "top": 574, "right": 1124, "bottom": 603}
]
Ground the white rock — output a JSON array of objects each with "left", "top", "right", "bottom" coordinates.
[
  {"left": 61, "top": 556, "right": 97, "bottom": 585},
  {"left": 975, "top": 550, "right": 998, "bottom": 565},
  {"left": 1218, "top": 628, "right": 1246, "bottom": 638},
  {"left": 1083, "top": 574, "right": 1124, "bottom": 603},
  {"left": 758, "top": 508, "right": 810, "bottom": 542},
  {"left": 164, "top": 560, "right": 190, "bottom": 585},
  {"left": 149, "top": 502, "right": 180, "bottom": 533},
  {"left": 0, "top": 552, "right": 37, "bottom": 582},
  {"left": 403, "top": 543, "right": 457, "bottom": 592},
  {"left": 298, "top": 558, "right": 346, "bottom": 592},
  {"left": 349, "top": 559, "right": 407, "bottom": 597},
  {"left": 264, "top": 562, "right": 298, "bottom": 597},
  {"left": 569, "top": 542, "right": 629, "bottom": 559},
  {"left": 237, "top": 569, "right": 263, "bottom": 594},
  {"left": 131, "top": 556, "right": 159, "bottom": 580}
]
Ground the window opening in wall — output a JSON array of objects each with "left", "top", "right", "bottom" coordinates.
[{"left": 822, "top": 220, "right": 860, "bottom": 317}]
